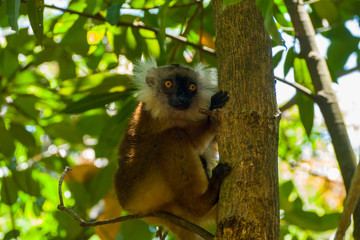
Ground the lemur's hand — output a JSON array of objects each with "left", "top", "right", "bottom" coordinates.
[{"left": 209, "top": 90, "right": 229, "bottom": 110}]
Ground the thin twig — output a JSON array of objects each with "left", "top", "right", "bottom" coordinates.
[
  {"left": 275, "top": 76, "right": 319, "bottom": 102},
  {"left": 57, "top": 167, "right": 214, "bottom": 240},
  {"left": 334, "top": 162, "right": 360, "bottom": 240},
  {"left": 279, "top": 95, "right": 296, "bottom": 112},
  {"left": 199, "top": 108, "right": 212, "bottom": 116},
  {"left": 169, "top": 1, "right": 202, "bottom": 62},
  {"left": 39, "top": 2, "right": 215, "bottom": 56},
  {"left": 338, "top": 65, "right": 360, "bottom": 78}
]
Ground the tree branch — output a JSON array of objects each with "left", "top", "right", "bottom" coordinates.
[
  {"left": 335, "top": 162, "right": 360, "bottom": 240},
  {"left": 57, "top": 167, "right": 214, "bottom": 240},
  {"left": 274, "top": 76, "right": 318, "bottom": 102},
  {"left": 169, "top": 0, "right": 202, "bottom": 62},
  {"left": 279, "top": 95, "right": 296, "bottom": 112},
  {"left": 41, "top": 3, "right": 215, "bottom": 56},
  {"left": 284, "top": 0, "right": 360, "bottom": 238},
  {"left": 338, "top": 65, "right": 360, "bottom": 78},
  {"left": 127, "top": 1, "right": 201, "bottom": 10}
]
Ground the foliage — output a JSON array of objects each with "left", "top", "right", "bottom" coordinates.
[{"left": 0, "top": 0, "right": 359, "bottom": 239}]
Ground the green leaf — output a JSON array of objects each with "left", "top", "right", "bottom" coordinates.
[
  {"left": 13, "top": 169, "right": 41, "bottom": 196},
  {"left": 0, "top": 119, "right": 15, "bottom": 158},
  {"left": 33, "top": 196, "right": 45, "bottom": 216},
  {"left": 326, "top": 28, "right": 359, "bottom": 83},
  {"left": 284, "top": 202, "right": 340, "bottom": 231},
  {"left": 118, "top": 219, "right": 153, "bottom": 240},
  {"left": 27, "top": 0, "right": 44, "bottom": 44},
  {"left": 1, "top": 177, "right": 18, "bottom": 205},
  {"left": 273, "top": 49, "right": 283, "bottom": 69},
  {"left": 95, "top": 96, "right": 137, "bottom": 157},
  {"left": 106, "top": 2, "right": 124, "bottom": 25},
  {"left": 296, "top": 92, "right": 314, "bottom": 137},
  {"left": 63, "top": 92, "right": 131, "bottom": 114},
  {"left": 273, "top": 3, "right": 290, "bottom": 27},
  {"left": 2, "top": 49, "right": 19, "bottom": 79},
  {"left": 256, "top": 0, "right": 284, "bottom": 45},
  {"left": 54, "top": 211, "right": 84, "bottom": 238},
  {"left": 61, "top": 18, "right": 89, "bottom": 56},
  {"left": 294, "top": 58, "right": 314, "bottom": 137},
  {"left": 280, "top": 181, "right": 340, "bottom": 231},
  {"left": 6, "top": 0, "right": 20, "bottom": 32},
  {"left": 59, "top": 73, "right": 132, "bottom": 95},
  {"left": 9, "top": 122, "right": 36, "bottom": 147},
  {"left": 4, "top": 230, "right": 20, "bottom": 240},
  {"left": 88, "top": 165, "right": 116, "bottom": 204},
  {"left": 77, "top": 112, "right": 105, "bottom": 136},
  {"left": 284, "top": 47, "right": 295, "bottom": 77},
  {"left": 222, "top": 0, "right": 243, "bottom": 9},
  {"left": 45, "top": 122, "right": 83, "bottom": 143},
  {"left": 13, "top": 95, "right": 39, "bottom": 119},
  {"left": 312, "top": 0, "right": 340, "bottom": 24}
]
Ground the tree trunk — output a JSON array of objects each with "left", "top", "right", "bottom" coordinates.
[{"left": 212, "top": 0, "right": 280, "bottom": 239}]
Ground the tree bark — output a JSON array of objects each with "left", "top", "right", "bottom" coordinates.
[
  {"left": 212, "top": 0, "right": 280, "bottom": 239},
  {"left": 284, "top": 0, "right": 360, "bottom": 238}
]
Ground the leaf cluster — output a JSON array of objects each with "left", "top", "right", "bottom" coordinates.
[{"left": 0, "top": 0, "right": 359, "bottom": 239}]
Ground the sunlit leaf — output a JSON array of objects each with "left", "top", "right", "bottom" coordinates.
[
  {"left": 280, "top": 181, "right": 340, "bottom": 231},
  {"left": 130, "top": 0, "right": 146, "bottom": 8},
  {"left": 63, "top": 92, "right": 130, "bottom": 114},
  {"left": 87, "top": 25, "right": 106, "bottom": 45},
  {"left": 27, "top": 0, "right": 44, "bottom": 44},
  {"left": 59, "top": 73, "right": 132, "bottom": 95},
  {"left": 273, "top": 3, "right": 291, "bottom": 27}
]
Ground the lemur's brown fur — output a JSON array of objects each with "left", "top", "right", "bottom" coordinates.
[{"left": 114, "top": 59, "right": 230, "bottom": 240}]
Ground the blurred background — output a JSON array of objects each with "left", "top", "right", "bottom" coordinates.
[{"left": 0, "top": 0, "right": 359, "bottom": 239}]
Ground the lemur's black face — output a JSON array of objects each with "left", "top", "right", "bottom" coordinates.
[{"left": 160, "top": 65, "right": 198, "bottom": 110}]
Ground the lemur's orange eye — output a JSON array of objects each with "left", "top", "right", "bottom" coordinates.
[
  {"left": 189, "top": 83, "right": 197, "bottom": 92},
  {"left": 164, "top": 80, "right": 173, "bottom": 88}
]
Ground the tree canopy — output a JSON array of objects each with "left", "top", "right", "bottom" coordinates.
[{"left": 0, "top": 0, "right": 359, "bottom": 239}]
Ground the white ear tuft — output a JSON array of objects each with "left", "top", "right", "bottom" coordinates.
[
  {"left": 194, "top": 63, "right": 218, "bottom": 92},
  {"left": 133, "top": 57, "right": 158, "bottom": 89}
]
